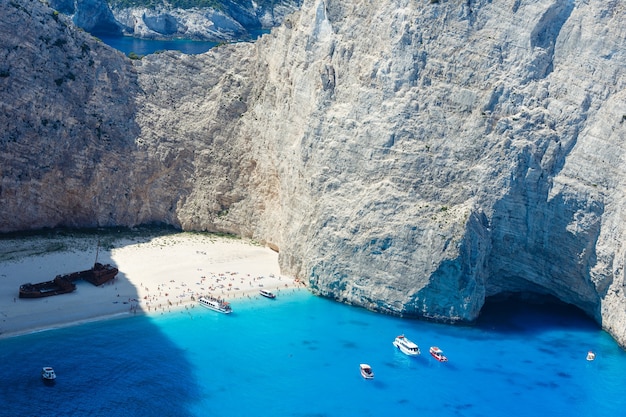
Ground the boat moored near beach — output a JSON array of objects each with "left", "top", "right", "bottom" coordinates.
[
  {"left": 41, "top": 366, "right": 56, "bottom": 382},
  {"left": 587, "top": 351, "right": 596, "bottom": 361},
  {"left": 429, "top": 346, "right": 448, "bottom": 362},
  {"left": 393, "top": 334, "right": 420, "bottom": 356},
  {"left": 198, "top": 296, "right": 232, "bottom": 314},
  {"left": 259, "top": 289, "right": 276, "bottom": 299}
]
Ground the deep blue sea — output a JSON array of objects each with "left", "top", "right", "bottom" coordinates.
[
  {"left": 99, "top": 34, "right": 218, "bottom": 56},
  {"left": 1, "top": 290, "right": 625, "bottom": 417},
  {"left": 99, "top": 30, "right": 269, "bottom": 56}
]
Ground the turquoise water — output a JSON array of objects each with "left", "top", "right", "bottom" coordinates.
[
  {"left": 99, "top": 30, "right": 269, "bottom": 56},
  {"left": 99, "top": 35, "right": 218, "bottom": 56},
  {"left": 1, "top": 290, "right": 625, "bottom": 416}
]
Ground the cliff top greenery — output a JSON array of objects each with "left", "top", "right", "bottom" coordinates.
[{"left": 108, "top": 0, "right": 285, "bottom": 10}]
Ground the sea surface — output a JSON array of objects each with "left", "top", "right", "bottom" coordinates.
[
  {"left": 1, "top": 290, "right": 625, "bottom": 417},
  {"left": 99, "top": 30, "right": 269, "bottom": 56}
]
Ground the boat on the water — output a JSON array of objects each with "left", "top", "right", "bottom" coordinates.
[
  {"left": 429, "top": 346, "right": 448, "bottom": 362},
  {"left": 259, "top": 289, "right": 276, "bottom": 299},
  {"left": 198, "top": 296, "right": 232, "bottom": 314},
  {"left": 587, "top": 351, "right": 596, "bottom": 361},
  {"left": 41, "top": 366, "right": 56, "bottom": 381},
  {"left": 360, "top": 363, "right": 374, "bottom": 379},
  {"left": 393, "top": 334, "right": 420, "bottom": 356},
  {"left": 19, "top": 262, "right": 118, "bottom": 298}
]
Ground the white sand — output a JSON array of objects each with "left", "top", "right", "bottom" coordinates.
[{"left": 0, "top": 232, "right": 304, "bottom": 338}]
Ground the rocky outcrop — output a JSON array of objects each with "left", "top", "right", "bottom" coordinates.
[
  {"left": 112, "top": 6, "right": 248, "bottom": 40},
  {"left": 49, "top": 0, "right": 302, "bottom": 41},
  {"left": 2, "top": 0, "right": 626, "bottom": 347},
  {"left": 50, "top": 0, "right": 123, "bottom": 34}
]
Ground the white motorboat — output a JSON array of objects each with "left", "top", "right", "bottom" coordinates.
[
  {"left": 587, "top": 351, "right": 596, "bottom": 361},
  {"left": 393, "top": 334, "right": 420, "bottom": 356},
  {"left": 198, "top": 296, "right": 232, "bottom": 314},
  {"left": 41, "top": 366, "right": 56, "bottom": 381},
  {"left": 259, "top": 289, "right": 276, "bottom": 299},
  {"left": 360, "top": 363, "right": 374, "bottom": 379}
]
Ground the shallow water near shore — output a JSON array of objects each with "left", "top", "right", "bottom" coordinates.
[{"left": 1, "top": 290, "right": 625, "bottom": 416}]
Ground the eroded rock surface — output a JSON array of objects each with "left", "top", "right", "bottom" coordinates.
[{"left": 2, "top": 0, "right": 626, "bottom": 346}]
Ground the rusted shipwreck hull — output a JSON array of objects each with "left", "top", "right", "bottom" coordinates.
[
  {"left": 19, "top": 263, "right": 119, "bottom": 298},
  {"left": 19, "top": 276, "right": 76, "bottom": 298}
]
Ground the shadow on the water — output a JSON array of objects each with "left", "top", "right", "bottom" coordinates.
[
  {"left": 0, "top": 226, "right": 203, "bottom": 417},
  {"left": 474, "top": 293, "right": 599, "bottom": 336}
]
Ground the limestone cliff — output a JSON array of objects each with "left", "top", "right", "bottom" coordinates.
[
  {"left": 2, "top": 0, "right": 626, "bottom": 347},
  {"left": 111, "top": 0, "right": 303, "bottom": 41},
  {"left": 49, "top": 0, "right": 302, "bottom": 41}
]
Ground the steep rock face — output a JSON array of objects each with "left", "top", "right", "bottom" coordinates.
[
  {"left": 0, "top": 0, "right": 188, "bottom": 229},
  {"left": 49, "top": 0, "right": 123, "bottom": 34},
  {"left": 73, "top": 0, "right": 123, "bottom": 34},
  {"left": 49, "top": 0, "right": 302, "bottom": 41},
  {"left": 133, "top": 0, "right": 626, "bottom": 341},
  {"left": 113, "top": 1, "right": 303, "bottom": 41},
  {"left": 2, "top": 0, "right": 626, "bottom": 347},
  {"left": 242, "top": 0, "right": 626, "bottom": 331}
]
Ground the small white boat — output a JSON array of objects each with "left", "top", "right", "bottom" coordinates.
[
  {"left": 429, "top": 346, "right": 448, "bottom": 362},
  {"left": 41, "top": 366, "right": 56, "bottom": 381},
  {"left": 259, "top": 289, "right": 276, "bottom": 299},
  {"left": 393, "top": 334, "right": 420, "bottom": 356},
  {"left": 360, "top": 363, "right": 374, "bottom": 379},
  {"left": 587, "top": 351, "right": 596, "bottom": 361},
  {"left": 198, "top": 296, "right": 232, "bottom": 314}
]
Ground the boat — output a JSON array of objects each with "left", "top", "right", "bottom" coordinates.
[
  {"left": 19, "top": 276, "right": 76, "bottom": 298},
  {"left": 81, "top": 242, "right": 119, "bottom": 286},
  {"left": 259, "top": 289, "right": 276, "bottom": 299},
  {"left": 429, "top": 346, "right": 448, "bottom": 362},
  {"left": 393, "top": 334, "right": 420, "bottom": 356},
  {"left": 360, "top": 363, "right": 374, "bottom": 379},
  {"left": 18, "top": 262, "right": 118, "bottom": 298},
  {"left": 19, "top": 241, "right": 119, "bottom": 298},
  {"left": 587, "top": 351, "right": 596, "bottom": 361},
  {"left": 82, "top": 262, "right": 119, "bottom": 286},
  {"left": 198, "top": 296, "right": 232, "bottom": 314},
  {"left": 41, "top": 366, "right": 56, "bottom": 381}
]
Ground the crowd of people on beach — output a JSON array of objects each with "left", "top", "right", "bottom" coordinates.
[{"left": 120, "top": 270, "right": 304, "bottom": 315}]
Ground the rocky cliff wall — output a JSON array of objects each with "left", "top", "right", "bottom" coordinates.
[
  {"left": 2, "top": 0, "right": 626, "bottom": 346},
  {"left": 112, "top": 1, "right": 302, "bottom": 41},
  {"left": 48, "top": 0, "right": 302, "bottom": 41}
]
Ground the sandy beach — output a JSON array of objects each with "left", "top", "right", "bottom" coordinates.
[{"left": 0, "top": 231, "right": 303, "bottom": 338}]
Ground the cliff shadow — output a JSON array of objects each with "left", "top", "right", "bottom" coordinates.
[{"left": 0, "top": 226, "right": 200, "bottom": 416}]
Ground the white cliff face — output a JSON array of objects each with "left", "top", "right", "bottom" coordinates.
[
  {"left": 49, "top": 0, "right": 302, "bottom": 41},
  {"left": 113, "top": 7, "right": 248, "bottom": 41},
  {"left": 227, "top": 0, "right": 626, "bottom": 334},
  {"left": 2, "top": 0, "right": 626, "bottom": 346}
]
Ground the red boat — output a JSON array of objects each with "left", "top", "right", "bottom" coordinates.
[{"left": 429, "top": 346, "right": 448, "bottom": 362}]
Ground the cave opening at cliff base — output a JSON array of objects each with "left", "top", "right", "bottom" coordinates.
[{"left": 476, "top": 292, "right": 598, "bottom": 334}]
